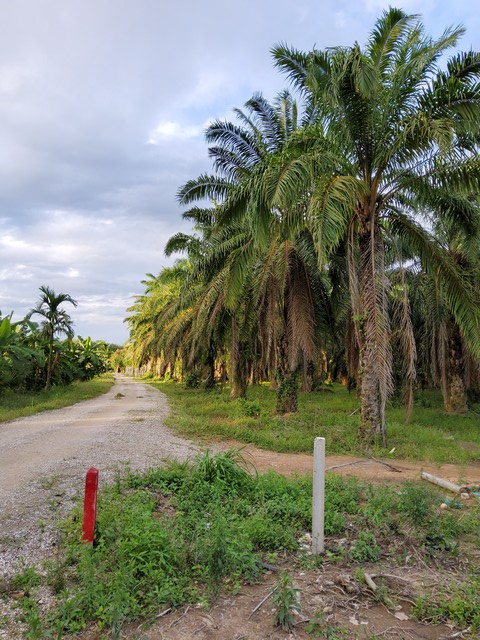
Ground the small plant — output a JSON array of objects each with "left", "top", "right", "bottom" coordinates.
[
  {"left": 37, "top": 519, "right": 47, "bottom": 532},
  {"left": 272, "top": 570, "right": 301, "bottom": 631},
  {"left": 306, "top": 611, "right": 348, "bottom": 638},
  {"left": 398, "top": 482, "right": 437, "bottom": 525},
  {"left": 413, "top": 573, "right": 480, "bottom": 630},
  {"left": 16, "top": 597, "right": 46, "bottom": 640},
  {"left": 44, "top": 558, "right": 66, "bottom": 595},
  {"left": 11, "top": 563, "right": 41, "bottom": 595},
  {"left": 238, "top": 398, "right": 262, "bottom": 417},
  {"left": 184, "top": 371, "right": 200, "bottom": 388},
  {"left": 349, "top": 531, "right": 381, "bottom": 563}
]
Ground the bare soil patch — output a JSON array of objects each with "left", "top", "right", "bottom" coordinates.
[{"left": 218, "top": 439, "right": 480, "bottom": 487}]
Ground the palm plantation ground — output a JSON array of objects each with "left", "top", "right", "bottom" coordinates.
[{"left": 115, "top": 9, "right": 480, "bottom": 636}]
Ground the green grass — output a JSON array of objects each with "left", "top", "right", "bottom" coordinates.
[
  {"left": 151, "top": 380, "right": 480, "bottom": 464},
  {"left": 0, "top": 374, "right": 115, "bottom": 423},
  {"left": 9, "top": 452, "right": 480, "bottom": 637}
]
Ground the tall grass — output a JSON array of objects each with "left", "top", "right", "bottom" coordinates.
[{"left": 152, "top": 381, "right": 480, "bottom": 464}]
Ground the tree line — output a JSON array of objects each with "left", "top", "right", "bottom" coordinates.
[
  {"left": 0, "top": 285, "right": 113, "bottom": 392},
  {"left": 123, "top": 8, "right": 480, "bottom": 445}
]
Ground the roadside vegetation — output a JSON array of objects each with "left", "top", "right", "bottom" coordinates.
[
  {"left": 154, "top": 380, "right": 480, "bottom": 464},
  {"left": 6, "top": 450, "right": 480, "bottom": 638},
  {"left": 0, "top": 285, "right": 117, "bottom": 411}
]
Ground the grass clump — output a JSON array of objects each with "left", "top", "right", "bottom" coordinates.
[{"left": 413, "top": 573, "right": 480, "bottom": 632}]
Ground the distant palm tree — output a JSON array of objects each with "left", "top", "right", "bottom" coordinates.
[
  {"left": 28, "top": 286, "right": 77, "bottom": 389},
  {"left": 272, "top": 7, "right": 480, "bottom": 442}
]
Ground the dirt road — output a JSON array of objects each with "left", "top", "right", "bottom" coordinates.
[{"left": 0, "top": 375, "right": 200, "bottom": 579}]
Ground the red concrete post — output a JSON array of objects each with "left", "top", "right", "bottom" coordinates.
[{"left": 82, "top": 467, "right": 99, "bottom": 543}]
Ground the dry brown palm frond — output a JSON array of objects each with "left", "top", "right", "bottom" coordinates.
[
  {"left": 346, "top": 317, "right": 359, "bottom": 381},
  {"left": 430, "top": 323, "right": 439, "bottom": 387},
  {"left": 438, "top": 320, "right": 448, "bottom": 403},
  {"left": 285, "top": 249, "right": 317, "bottom": 369},
  {"left": 258, "top": 273, "right": 282, "bottom": 370},
  {"left": 347, "top": 221, "right": 363, "bottom": 350},
  {"left": 392, "top": 266, "right": 417, "bottom": 422}
]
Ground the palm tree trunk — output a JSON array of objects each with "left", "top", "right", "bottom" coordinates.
[
  {"left": 275, "top": 336, "right": 298, "bottom": 413},
  {"left": 444, "top": 322, "right": 468, "bottom": 414},
  {"left": 358, "top": 342, "right": 385, "bottom": 445},
  {"left": 355, "top": 223, "right": 391, "bottom": 446},
  {"left": 45, "top": 337, "right": 54, "bottom": 390},
  {"left": 204, "top": 340, "right": 216, "bottom": 389},
  {"left": 230, "top": 320, "right": 247, "bottom": 399}
]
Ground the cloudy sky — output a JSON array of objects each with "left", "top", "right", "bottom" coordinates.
[{"left": 1, "top": 1, "right": 479, "bottom": 344}]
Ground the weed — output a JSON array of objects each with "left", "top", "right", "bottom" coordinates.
[
  {"left": 16, "top": 597, "right": 45, "bottom": 640},
  {"left": 11, "top": 563, "right": 41, "bottom": 594},
  {"left": 349, "top": 531, "right": 381, "bottom": 563},
  {"left": 413, "top": 573, "right": 480, "bottom": 630},
  {"left": 39, "top": 475, "right": 60, "bottom": 490},
  {"left": 184, "top": 371, "right": 200, "bottom": 388},
  {"left": 44, "top": 559, "right": 66, "bottom": 595},
  {"left": 306, "top": 611, "right": 348, "bottom": 638},
  {"left": 363, "top": 484, "right": 400, "bottom": 529},
  {"left": 398, "top": 482, "right": 438, "bottom": 524},
  {"left": 272, "top": 571, "right": 301, "bottom": 632},
  {"left": 423, "top": 514, "right": 460, "bottom": 555},
  {"left": 237, "top": 398, "right": 262, "bottom": 417},
  {"left": 37, "top": 519, "right": 47, "bottom": 533},
  {"left": 195, "top": 448, "right": 253, "bottom": 487}
]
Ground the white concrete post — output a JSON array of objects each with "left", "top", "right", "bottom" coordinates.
[{"left": 312, "top": 437, "right": 325, "bottom": 554}]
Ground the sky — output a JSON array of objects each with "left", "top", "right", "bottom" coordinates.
[{"left": 1, "top": 1, "right": 479, "bottom": 345}]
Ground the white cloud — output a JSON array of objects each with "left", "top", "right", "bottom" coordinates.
[
  {"left": 147, "top": 120, "right": 205, "bottom": 144},
  {"left": 0, "top": 235, "right": 29, "bottom": 249},
  {"left": 363, "top": 0, "right": 436, "bottom": 15},
  {"left": 0, "top": 265, "right": 33, "bottom": 283}
]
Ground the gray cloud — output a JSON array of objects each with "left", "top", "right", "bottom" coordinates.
[{"left": 1, "top": 0, "right": 479, "bottom": 343}]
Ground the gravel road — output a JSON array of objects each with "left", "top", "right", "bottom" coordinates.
[{"left": 0, "top": 375, "right": 200, "bottom": 580}]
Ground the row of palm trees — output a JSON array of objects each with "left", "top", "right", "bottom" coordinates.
[
  {"left": 0, "top": 286, "right": 112, "bottom": 391},
  {"left": 125, "top": 8, "right": 480, "bottom": 444}
]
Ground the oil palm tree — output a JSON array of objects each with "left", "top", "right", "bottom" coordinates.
[
  {"left": 272, "top": 7, "right": 480, "bottom": 442},
  {"left": 27, "top": 285, "right": 77, "bottom": 389},
  {"left": 177, "top": 91, "right": 326, "bottom": 410},
  {"left": 125, "top": 263, "right": 191, "bottom": 377}
]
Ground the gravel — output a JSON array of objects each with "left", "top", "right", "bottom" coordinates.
[{"left": 0, "top": 375, "right": 200, "bottom": 581}]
